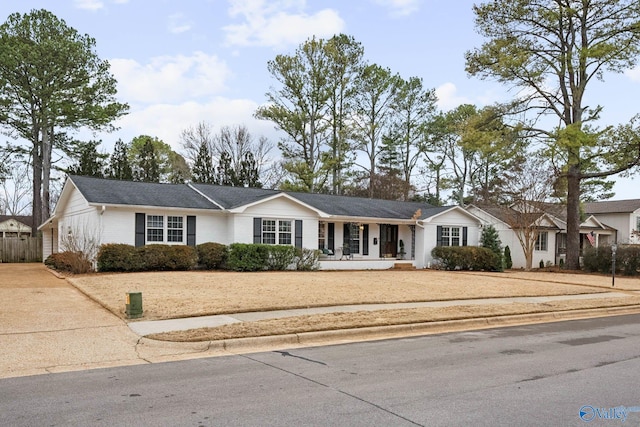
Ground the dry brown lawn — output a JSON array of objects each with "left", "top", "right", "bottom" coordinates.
[
  {"left": 148, "top": 297, "right": 640, "bottom": 342},
  {"left": 67, "top": 269, "right": 640, "bottom": 321},
  {"left": 66, "top": 269, "right": 640, "bottom": 342}
]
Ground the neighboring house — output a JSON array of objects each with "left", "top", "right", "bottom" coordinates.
[
  {"left": 467, "top": 203, "right": 617, "bottom": 269},
  {"left": 0, "top": 215, "right": 33, "bottom": 238},
  {"left": 40, "top": 175, "right": 483, "bottom": 270},
  {"left": 584, "top": 199, "right": 640, "bottom": 244}
]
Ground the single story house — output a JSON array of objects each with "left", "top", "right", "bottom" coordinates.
[
  {"left": 0, "top": 215, "right": 34, "bottom": 238},
  {"left": 40, "top": 175, "right": 483, "bottom": 270}
]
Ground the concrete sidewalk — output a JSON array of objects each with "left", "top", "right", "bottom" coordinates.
[{"left": 128, "top": 292, "right": 633, "bottom": 336}]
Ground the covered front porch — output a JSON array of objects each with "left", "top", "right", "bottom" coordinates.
[{"left": 319, "top": 258, "right": 416, "bottom": 270}]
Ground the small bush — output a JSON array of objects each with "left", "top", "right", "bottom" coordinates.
[
  {"left": 266, "top": 245, "right": 297, "bottom": 270},
  {"left": 504, "top": 245, "right": 513, "bottom": 269},
  {"left": 227, "top": 243, "right": 270, "bottom": 271},
  {"left": 582, "top": 245, "right": 640, "bottom": 276},
  {"left": 137, "top": 244, "right": 197, "bottom": 271},
  {"left": 295, "top": 248, "right": 320, "bottom": 271},
  {"left": 45, "top": 251, "right": 92, "bottom": 274},
  {"left": 197, "top": 242, "right": 228, "bottom": 270},
  {"left": 539, "top": 259, "right": 545, "bottom": 269},
  {"left": 97, "top": 244, "right": 141, "bottom": 272},
  {"left": 431, "top": 246, "right": 501, "bottom": 271}
]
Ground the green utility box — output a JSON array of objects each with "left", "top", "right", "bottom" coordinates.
[{"left": 126, "top": 292, "right": 143, "bottom": 319}]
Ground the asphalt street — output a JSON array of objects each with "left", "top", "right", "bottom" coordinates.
[{"left": 2, "top": 314, "right": 640, "bottom": 426}]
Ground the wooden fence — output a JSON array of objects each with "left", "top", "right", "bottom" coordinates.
[{"left": 0, "top": 237, "right": 42, "bottom": 263}]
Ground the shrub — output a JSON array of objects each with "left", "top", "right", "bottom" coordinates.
[
  {"left": 504, "top": 245, "right": 513, "bottom": 269},
  {"left": 431, "top": 246, "right": 501, "bottom": 271},
  {"left": 45, "top": 251, "right": 93, "bottom": 274},
  {"left": 582, "top": 245, "right": 640, "bottom": 276},
  {"left": 266, "top": 245, "right": 297, "bottom": 270},
  {"left": 480, "top": 225, "right": 503, "bottom": 271},
  {"left": 97, "top": 244, "right": 141, "bottom": 272},
  {"left": 197, "top": 242, "right": 228, "bottom": 270},
  {"left": 137, "top": 244, "right": 197, "bottom": 271},
  {"left": 226, "top": 243, "right": 270, "bottom": 271},
  {"left": 539, "top": 259, "right": 545, "bottom": 269},
  {"left": 295, "top": 248, "right": 320, "bottom": 271}
]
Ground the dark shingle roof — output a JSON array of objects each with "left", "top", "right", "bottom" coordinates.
[
  {"left": 69, "top": 176, "right": 450, "bottom": 220},
  {"left": 69, "top": 176, "right": 218, "bottom": 210},
  {"left": 584, "top": 199, "right": 640, "bottom": 214},
  {"left": 190, "top": 183, "right": 279, "bottom": 209}
]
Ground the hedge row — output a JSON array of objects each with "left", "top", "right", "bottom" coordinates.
[
  {"left": 582, "top": 245, "right": 640, "bottom": 276},
  {"left": 91, "top": 242, "right": 319, "bottom": 273},
  {"left": 431, "top": 246, "right": 502, "bottom": 271}
]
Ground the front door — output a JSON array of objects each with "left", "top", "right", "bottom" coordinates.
[{"left": 379, "top": 224, "right": 398, "bottom": 258}]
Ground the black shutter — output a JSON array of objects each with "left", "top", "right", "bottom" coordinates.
[
  {"left": 135, "top": 213, "right": 145, "bottom": 247},
  {"left": 343, "top": 223, "right": 350, "bottom": 248},
  {"left": 362, "top": 224, "right": 369, "bottom": 255},
  {"left": 295, "top": 220, "right": 303, "bottom": 248},
  {"left": 328, "top": 223, "right": 335, "bottom": 251},
  {"left": 436, "top": 225, "right": 443, "bottom": 247},
  {"left": 462, "top": 226, "right": 468, "bottom": 246},
  {"left": 187, "top": 216, "right": 196, "bottom": 247},
  {"left": 253, "top": 218, "right": 262, "bottom": 244}
]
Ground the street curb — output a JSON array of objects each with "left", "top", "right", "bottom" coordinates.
[{"left": 212, "top": 305, "right": 640, "bottom": 354}]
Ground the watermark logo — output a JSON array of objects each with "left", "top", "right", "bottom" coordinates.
[{"left": 579, "top": 405, "right": 640, "bottom": 423}]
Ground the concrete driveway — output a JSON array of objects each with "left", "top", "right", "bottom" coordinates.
[{"left": 0, "top": 264, "right": 151, "bottom": 378}]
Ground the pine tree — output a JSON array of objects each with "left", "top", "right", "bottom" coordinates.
[
  {"left": 134, "top": 139, "right": 160, "bottom": 182},
  {"left": 191, "top": 140, "right": 215, "bottom": 184},
  {"left": 108, "top": 139, "right": 133, "bottom": 180},
  {"left": 67, "top": 140, "right": 106, "bottom": 177},
  {"left": 504, "top": 245, "right": 513, "bottom": 270},
  {"left": 480, "top": 224, "right": 503, "bottom": 271}
]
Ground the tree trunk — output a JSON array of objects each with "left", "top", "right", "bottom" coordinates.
[
  {"left": 41, "top": 125, "right": 52, "bottom": 221},
  {"left": 31, "top": 137, "right": 42, "bottom": 236},
  {"left": 565, "top": 166, "right": 582, "bottom": 270}
]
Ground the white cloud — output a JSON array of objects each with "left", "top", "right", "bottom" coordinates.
[
  {"left": 113, "top": 98, "right": 279, "bottom": 151},
  {"left": 435, "top": 83, "right": 471, "bottom": 111},
  {"left": 74, "top": 0, "right": 104, "bottom": 11},
  {"left": 109, "top": 52, "right": 232, "bottom": 104},
  {"left": 374, "top": 0, "right": 421, "bottom": 17},
  {"left": 223, "top": 0, "right": 345, "bottom": 48},
  {"left": 625, "top": 66, "right": 640, "bottom": 82},
  {"left": 168, "top": 13, "right": 192, "bottom": 34}
]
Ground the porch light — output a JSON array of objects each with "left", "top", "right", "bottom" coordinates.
[{"left": 359, "top": 224, "right": 364, "bottom": 230}]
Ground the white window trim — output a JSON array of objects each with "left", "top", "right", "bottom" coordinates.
[
  {"left": 535, "top": 231, "right": 548, "bottom": 251},
  {"left": 146, "top": 214, "right": 185, "bottom": 245},
  {"left": 262, "top": 218, "right": 293, "bottom": 245},
  {"left": 441, "top": 226, "right": 462, "bottom": 247}
]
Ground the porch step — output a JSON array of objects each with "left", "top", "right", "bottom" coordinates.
[{"left": 393, "top": 263, "right": 415, "bottom": 270}]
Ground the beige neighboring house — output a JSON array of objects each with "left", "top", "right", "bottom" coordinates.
[
  {"left": 0, "top": 215, "right": 33, "bottom": 238},
  {"left": 584, "top": 199, "right": 640, "bottom": 244}
]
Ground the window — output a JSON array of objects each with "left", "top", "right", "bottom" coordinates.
[
  {"left": 318, "top": 221, "right": 326, "bottom": 249},
  {"left": 262, "top": 219, "right": 276, "bottom": 244},
  {"left": 636, "top": 216, "right": 640, "bottom": 232},
  {"left": 350, "top": 223, "right": 360, "bottom": 254},
  {"left": 535, "top": 231, "right": 548, "bottom": 251},
  {"left": 262, "top": 219, "right": 292, "bottom": 245},
  {"left": 146, "top": 215, "right": 185, "bottom": 243},
  {"left": 557, "top": 233, "right": 567, "bottom": 254},
  {"left": 279, "top": 220, "right": 292, "bottom": 245},
  {"left": 167, "top": 216, "right": 183, "bottom": 242},
  {"left": 440, "top": 226, "right": 462, "bottom": 247},
  {"left": 147, "top": 215, "right": 164, "bottom": 242}
]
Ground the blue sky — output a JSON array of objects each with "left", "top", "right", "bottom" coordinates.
[{"left": 1, "top": 0, "right": 639, "bottom": 199}]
